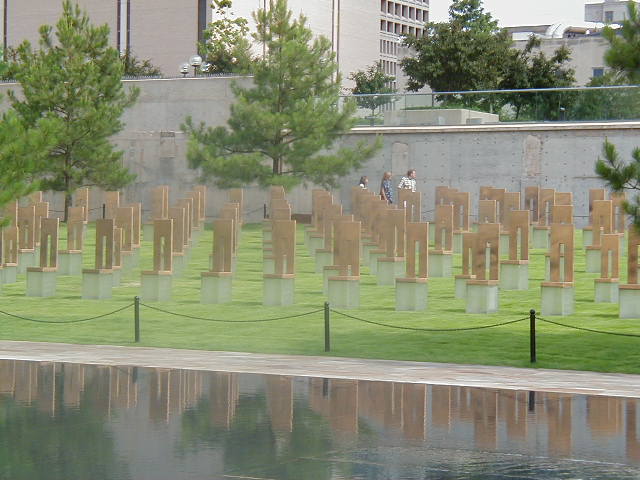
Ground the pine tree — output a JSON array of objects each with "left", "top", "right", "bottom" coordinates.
[
  {"left": 8, "top": 0, "right": 138, "bottom": 220},
  {"left": 595, "top": 2, "right": 640, "bottom": 229},
  {"left": 183, "top": 0, "right": 379, "bottom": 190},
  {"left": 0, "top": 111, "right": 57, "bottom": 223},
  {"left": 602, "top": 2, "right": 640, "bottom": 83}
]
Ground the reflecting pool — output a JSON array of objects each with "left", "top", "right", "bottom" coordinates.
[{"left": 1, "top": 359, "right": 639, "bottom": 479}]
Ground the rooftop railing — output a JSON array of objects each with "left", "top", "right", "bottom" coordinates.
[{"left": 340, "top": 85, "right": 640, "bottom": 127}]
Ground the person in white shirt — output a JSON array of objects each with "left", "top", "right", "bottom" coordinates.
[
  {"left": 398, "top": 169, "right": 417, "bottom": 192},
  {"left": 358, "top": 176, "right": 368, "bottom": 189}
]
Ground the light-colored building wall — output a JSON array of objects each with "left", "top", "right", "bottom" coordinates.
[
  {"left": 379, "top": 0, "right": 430, "bottom": 91},
  {"left": 219, "top": 0, "right": 387, "bottom": 90},
  {"left": 1, "top": 0, "right": 209, "bottom": 76},
  {"left": 4, "top": 0, "right": 117, "bottom": 49},
  {"left": 1, "top": 0, "right": 409, "bottom": 88},
  {"left": 585, "top": 0, "right": 637, "bottom": 24},
  {"left": 129, "top": 1, "right": 209, "bottom": 76},
  {"left": 514, "top": 35, "right": 610, "bottom": 85}
]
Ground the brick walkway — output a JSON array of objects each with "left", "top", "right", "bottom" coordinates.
[{"left": 1, "top": 340, "right": 639, "bottom": 398}]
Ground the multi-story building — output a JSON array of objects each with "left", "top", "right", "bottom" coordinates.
[
  {"left": 220, "top": 0, "right": 429, "bottom": 90},
  {"left": 379, "top": 0, "right": 429, "bottom": 90},
  {"left": 508, "top": 1, "right": 640, "bottom": 86},
  {"left": 585, "top": 0, "right": 637, "bottom": 24},
  {"left": 508, "top": 24, "right": 607, "bottom": 85},
  {"left": 0, "top": 1, "right": 212, "bottom": 77},
  {"left": 0, "top": 0, "right": 429, "bottom": 90}
]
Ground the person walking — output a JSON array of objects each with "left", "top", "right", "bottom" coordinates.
[
  {"left": 380, "top": 171, "right": 393, "bottom": 204},
  {"left": 358, "top": 176, "right": 369, "bottom": 189},
  {"left": 398, "top": 169, "right": 417, "bottom": 192}
]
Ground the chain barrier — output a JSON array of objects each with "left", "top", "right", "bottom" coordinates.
[
  {"left": 330, "top": 309, "right": 528, "bottom": 332},
  {"left": 0, "top": 303, "right": 134, "bottom": 324},
  {"left": 245, "top": 206, "right": 265, "bottom": 215},
  {"left": 50, "top": 206, "right": 104, "bottom": 214},
  {"left": 536, "top": 315, "right": 640, "bottom": 338},
  {"left": 139, "top": 302, "right": 324, "bottom": 323}
]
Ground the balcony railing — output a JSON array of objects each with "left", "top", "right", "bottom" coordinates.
[{"left": 340, "top": 85, "right": 640, "bottom": 127}]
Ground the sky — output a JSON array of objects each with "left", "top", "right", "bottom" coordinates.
[{"left": 430, "top": 0, "right": 596, "bottom": 27}]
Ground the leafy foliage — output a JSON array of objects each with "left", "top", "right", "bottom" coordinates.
[
  {"left": 8, "top": 0, "right": 138, "bottom": 219},
  {"left": 200, "top": 0, "right": 254, "bottom": 74},
  {"left": 401, "top": 0, "right": 576, "bottom": 117},
  {"left": 498, "top": 36, "right": 575, "bottom": 120},
  {"left": 571, "top": 72, "right": 640, "bottom": 121},
  {"left": 401, "top": 0, "right": 512, "bottom": 95},
  {"left": 184, "top": 0, "right": 379, "bottom": 190},
  {"left": 349, "top": 61, "right": 396, "bottom": 125}
]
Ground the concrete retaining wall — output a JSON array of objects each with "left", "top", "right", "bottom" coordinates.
[{"left": 1, "top": 77, "right": 635, "bottom": 226}]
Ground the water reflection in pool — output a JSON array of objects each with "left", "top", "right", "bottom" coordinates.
[{"left": 0, "top": 359, "right": 639, "bottom": 480}]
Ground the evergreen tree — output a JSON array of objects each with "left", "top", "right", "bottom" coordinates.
[
  {"left": 183, "top": 0, "right": 379, "bottom": 190},
  {"left": 9, "top": 0, "right": 138, "bottom": 220},
  {"left": 0, "top": 111, "right": 57, "bottom": 222},
  {"left": 349, "top": 61, "right": 396, "bottom": 126},
  {"left": 596, "top": 141, "right": 640, "bottom": 230},
  {"left": 0, "top": 53, "right": 57, "bottom": 219},
  {"left": 595, "top": 2, "right": 640, "bottom": 229},
  {"left": 401, "top": 0, "right": 512, "bottom": 94},
  {"left": 602, "top": 2, "right": 640, "bottom": 83}
]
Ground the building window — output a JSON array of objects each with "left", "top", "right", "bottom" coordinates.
[
  {"left": 198, "top": 0, "right": 207, "bottom": 47},
  {"left": 117, "top": 0, "right": 131, "bottom": 54},
  {"left": 381, "top": 0, "right": 386, "bottom": 12},
  {"left": 604, "top": 10, "right": 613, "bottom": 23},
  {"left": 593, "top": 68, "right": 605, "bottom": 78}
]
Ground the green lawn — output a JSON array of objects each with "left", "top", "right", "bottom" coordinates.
[{"left": 1, "top": 222, "right": 639, "bottom": 374}]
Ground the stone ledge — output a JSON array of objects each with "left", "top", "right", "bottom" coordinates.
[{"left": 1, "top": 340, "right": 639, "bottom": 398}]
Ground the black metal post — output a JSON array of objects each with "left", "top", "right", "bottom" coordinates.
[
  {"left": 529, "top": 309, "right": 536, "bottom": 363},
  {"left": 102, "top": 203, "right": 106, "bottom": 219},
  {"left": 528, "top": 391, "right": 535, "bottom": 412},
  {"left": 324, "top": 302, "right": 330, "bottom": 352},
  {"left": 134, "top": 296, "right": 140, "bottom": 343},
  {"left": 263, "top": 203, "right": 267, "bottom": 219}
]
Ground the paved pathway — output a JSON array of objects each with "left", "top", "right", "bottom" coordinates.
[{"left": 1, "top": 340, "right": 639, "bottom": 398}]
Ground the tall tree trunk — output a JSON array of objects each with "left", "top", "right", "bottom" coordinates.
[
  {"left": 273, "top": 157, "right": 281, "bottom": 175},
  {"left": 64, "top": 191, "right": 72, "bottom": 223},
  {"left": 64, "top": 172, "right": 71, "bottom": 223}
]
